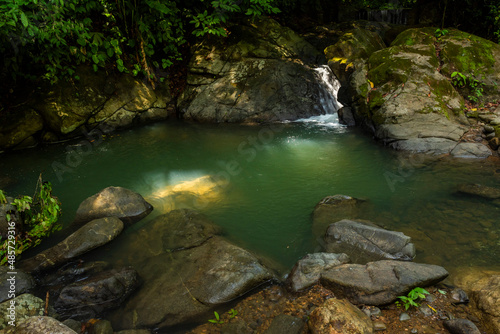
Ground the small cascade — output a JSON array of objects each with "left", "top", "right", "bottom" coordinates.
[
  {"left": 358, "top": 9, "right": 409, "bottom": 25},
  {"left": 313, "top": 65, "right": 343, "bottom": 115}
]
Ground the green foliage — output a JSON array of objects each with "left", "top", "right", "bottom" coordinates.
[
  {"left": 208, "top": 311, "right": 224, "bottom": 324},
  {"left": 228, "top": 308, "right": 238, "bottom": 318},
  {"left": 451, "top": 71, "right": 485, "bottom": 104},
  {"left": 396, "top": 287, "right": 430, "bottom": 310},
  {"left": 434, "top": 28, "right": 449, "bottom": 38},
  {"left": 0, "top": 177, "right": 62, "bottom": 266},
  {"left": 0, "top": 0, "right": 280, "bottom": 87},
  {"left": 0, "top": 190, "right": 6, "bottom": 204}
]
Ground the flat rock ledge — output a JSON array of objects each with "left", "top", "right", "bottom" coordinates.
[{"left": 320, "top": 260, "right": 449, "bottom": 306}]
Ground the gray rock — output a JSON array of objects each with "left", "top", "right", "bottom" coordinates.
[
  {"left": 312, "top": 195, "right": 367, "bottom": 237},
  {"left": 0, "top": 294, "right": 58, "bottom": 330},
  {"left": 451, "top": 143, "right": 492, "bottom": 158},
  {"left": 399, "top": 312, "right": 411, "bottom": 321},
  {"left": 54, "top": 267, "right": 139, "bottom": 320},
  {"left": 263, "top": 314, "right": 304, "bottom": 334},
  {"left": 450, "top": 288, "right": 470, "bottom": 304},
  {"left": 373, "top": 321, "right": 387, "bottom": 331},
  {"left": 0, "top": 267, "right": 35, "bottom": 303},
  {"left": 324, "top": 219, "right": 415, "bottom": 263},
  {"left": 484, "top": 125, "right": 495, "bottom": 133},
  {"left": 107, "top": 210, "right": 274, "bottom": 330},
  {"left": 443, "top": 319, "right": 481, "bottom": 334},
  {"left": 19, "top": 217, "right": 123, "bottom": 274},
  {"left": 221, "top": 320, "right": 252, "bottom": 334},
  {"left": 73, "top": 187, "right": 152, "bottom": 226},
  {"left": 456, "top": 183, "right": 500, "bottom": 199},
  {"left": 338, "top": 107, "right": 356, "bottom": 126},
  {"left": 286, "top": 253, "right": 350, "bottom": 292},
  {"left": 1, "top": 316, "right": 77, "bottom": 334},
  {"left": 320, "top": 260, "right": 449, "bottom": 305},
  {"left": 390, "top": 137, "right": 457, "bottom": 155},
  {"left": 308, "top": 298, "right": 373, "bottom": 334}
]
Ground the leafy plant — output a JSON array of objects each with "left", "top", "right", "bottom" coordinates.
[
  {"left": 228, "top": 308, "right": 238, "bottom": 318},
  {"left": 434, "top": 28, "right": 449, "bottom": 38},
  {"left": 451, "top": 71, "right": 467, "bottom": 88},
  {"left": 396, "top": 287, "right": 430, "bottom": 310},
  {"left": 208, "top": 311, "right": 224, "bottom": 324},
  {"left": 0, "top": 176, "right": 62, "bottom": 265},
  {"left": 450, "top": 71, "right": 485, "bottom": 104},
  {"left": 0, "top": 190, "right": 6, "bottom": 204}
]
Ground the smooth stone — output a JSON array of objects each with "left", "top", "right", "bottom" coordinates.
[
  {"left": 400, "top": 312, "right": 411, "bottom": 321},
  {"left": 87, "top": 319, "right": 113, "bottom": 334},
  {"left": 483, "top": 125, "right": 495, "bottom": 133},
  {"left": 0, "top": 316, "right": 77, "bottom": 334},
  {"left": 443, "top": 319, "right": 481, "bottom": 334},
  {"left": 419, "top": 305, "right": 433, "bottom": 316},
  {"left": 61, "top": 319, "right": 81, "bottom": 333},
  {"left": 373, "top": 321, "right": 387, "bottom": 331},
  {"left": 19, "top": 217, "right": 123, "bottom": 274}
]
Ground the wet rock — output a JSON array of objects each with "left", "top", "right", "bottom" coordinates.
[
  {"left": 489, "top": 137, "right": 500, "bottom": 150},
  {"left": 263, "top": 314, "right": 304, "bottom": 334},
  {"left": 451, "top": 143, "right": 492, "bottom": 158},
  {"left": 308, "top": 298, "right": 373, "bottom": 334},
  {"left": 61, "top": 319, "right": 81, "bottom": 333},
  {"left": 73, "top": 186, "right": 152, "bottom": 226},
  {"left": 400, "top": 312, "right": 411, "bottom": 321},
  {"left": 39, "top": 261, "right": 110, "bottom": 287},
  {"left": 0, "top": 294, "right": 58, "bottom": 330},
  {"left": 456, "top": 183, "right": 500, "bottom": 199},
  {"left": 0, "top": 267, "right": 35, "bottom": 303},
  {"left": 324, "top": 219, "right": 415, "bottom": 263},
  {"left": 320, "top": 260, "right": 448, "bottom": 305},
  {"left": 373, "top": 321, "right": 387, "bottom": 331},
  {"left": 87, "top": 319, "right": 113, "bottom": 334},
  {"left": 312, "top": 195, "right": 367, "bottom": 237},
  {"left": 19, "top": 217, "right": 123, "bottom": 274},
  {"left": 286, "top": 253, "right": 350, "bottom": 292},
  {"left": 54, "top": 267, "right": 139, "bottom": 320},
  {"left": 109, "top": 210, "right": 274, "bottom": 330},
  {"left": 1, "top": 316, "right": 77, "bottom": 334},
  {"left": 451, "top": 288, "right": 470, "bottom": 304},
  {"left": 0, "top": 109, "right": 44, "bottom": 151},
  {"left": 443, "top": 319, "right": 481, "bottom": 334},
  {"left": 390, "top": 137, "right": 457, "bottom": 155},
  {"left": 338, "top": 107, "right": 356, "bottom": 126}
]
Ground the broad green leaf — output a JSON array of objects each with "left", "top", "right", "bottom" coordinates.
[{"left": 20, "top": 12, "right": 28, "bottom": 28}]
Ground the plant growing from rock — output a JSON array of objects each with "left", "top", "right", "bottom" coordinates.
[
  {"left": 208, "top": 311, "right": 224, "bottom": 324},
  {"left": 228, "top": 308, "right": 238, "bottom": 318},
  {"left": 396, "top": 287, "right": 430, "bottom": 310},
  {"left": 0, "top": 175, "right": 62, "bottom": 265},
  {"left": 450, "top": 71, "right": 485, "bottom": 104}
]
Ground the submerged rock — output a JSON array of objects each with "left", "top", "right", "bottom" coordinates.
[
  {"left": 286, "top": 253, "right": 350, "bottom": 292},
  {"left": 456, "top": 183, "right": 500, "bottom": 199},
  {"left": 324, "top": 219, "right": 415, "bottom": 263},
  {"left": 450, "top": 143, "right": 492, "bottom": 158},
  {"left": 73, "top": 186, "right": 152, "bottom": 226},
  {"left": 320, "top": 260, "right": 448, "bottom": 305},
  {"left": 308, "top": 298, "right": 373, "bottom": 334},
  {"left": 54, "top": 267, "right": 139, "bottom": 320},
  {"left": 1, "top": 316, "right": 77, "bottom": 334},
  {"left": 19, "top": 217, "right": 123, "bottom": 274},
  {"left": 108, "top": 210, "right": 274, "bottom": 330},
  {"left": 312, "top": 195, "right": 367, "bottom": 237}
]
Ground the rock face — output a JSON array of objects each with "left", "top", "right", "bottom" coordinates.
[
  {"left": 454, "top": 269, "right": 500, "bottom": 334},
  {"left": 179, "top": 17, "right": 339, "bottom": 123},
  {"left": 308, "top": 298, "right": 373, "bottom": 334},
  {"left": 73, "top": 187, "right": 153, "bottom": 226},
  {"left": 54, "top": 267, "right": 140, "bottom": 319},
  {"left": 312, "top": 195, "right": 367, "bottom": 237},
  {"left": 286, "top": 253, "right": 350, "bottom": 292},
  {"left": 324, "top": 219, "right": 416, "bottom": 263},
  {"left": 109, "top": 209, "right": 274, "bottom": 330},
  {"left": 0, "top": 294, "right": 58, "bottom": 330},
  {"left": 0, "top": 267, "right": 35, "bottom": 303},
  {"left": 19, "top": 217, "right": 123, "bottom": 274},
  {"left": 320, "top": 260, "right": 448, "bottom": 305},
  {"left": 1, "top": 316, "right": 77, "bottom": 334}
]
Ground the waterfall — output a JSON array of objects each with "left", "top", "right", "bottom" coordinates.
[
  {"left": 294, "top": 65, "right": 344, "bottom": 127},
  {"left": 358, "top": 9, "right": 409, "bottom": 25},
  {"left": 314, "top": 65, "right": 343, "bottom": 114}
]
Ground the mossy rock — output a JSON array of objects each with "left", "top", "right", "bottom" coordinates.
[
  {"left": 440, "top": 29, "right": 500, "bottom": 101},
  {"left": 324, "top": 27, "right": 386, "bottom": 83},
  {"left": 390, "top": 27, "right": 437, "bottom": 47}
]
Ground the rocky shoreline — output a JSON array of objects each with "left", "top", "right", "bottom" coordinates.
[{"left": 1, "top": 185, "right": 499, "bottom": 333}]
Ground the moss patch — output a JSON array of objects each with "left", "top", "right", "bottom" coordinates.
[{"left": 391, "top": 27, "right": 437, "bottom": 47}]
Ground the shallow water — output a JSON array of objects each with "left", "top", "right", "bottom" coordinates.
[{"left": 1, "top": 118, "right": 499, "bottom": 276}]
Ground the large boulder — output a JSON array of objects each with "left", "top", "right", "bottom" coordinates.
[
  {"left": 109, "top": 209, "right": 275, "bottom": 330},
  {"left": 320, "top": 260, "right": 448, "bottom": 305},
  {"left": 1, "top": 316, "right": 77, "bottom": 334},
  {"left": 19, "top": 217, "right": 123, "bottom": 274},
  {"left": 0, "top": 267, "right": 35, "bottom": 303},
  {"left": 0, "top": 109, "right": 44, "bottom": 151},
  {"left": 178, "top": 17, "right": 341, "bottom": 123},
  {"left": 312, "top": 195, "right": 367, "bottom": 237},
  {"left": 73, "top": 187, "right": 152, "bottom": 226},
  {"left": 286, "top": 253, "right": 350, "bottom": 292},
  {"left": 54, "top": 267, "right": 140, "bottom": 320},
  {"left": 308, "top": 298, "right": 373, "bottom": 334},
  {"left": 324, "top": 219, "right": 416, "bottom": 263},
  {"left": 453, "top": 269, "right": 500, "bottom": 334}
]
